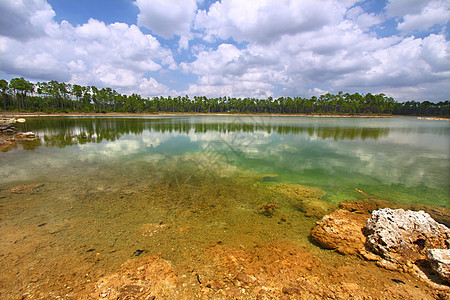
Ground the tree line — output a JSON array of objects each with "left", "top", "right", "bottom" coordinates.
[{"left": 1, "top": 77, "right": 448, "bottom": 116}]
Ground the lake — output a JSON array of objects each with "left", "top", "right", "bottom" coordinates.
[{"left": 0, "top": 115, "right": 449, "bottom": 298}]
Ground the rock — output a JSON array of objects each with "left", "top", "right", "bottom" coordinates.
[
  {"left": 0, "top": 123, "right": 14, "bottom": 128},
  {"left": 340, "top": 200, "right": 450, "bottom": 228},
  {"left": 282, "top": 285, "right": 301, "bottom": 295},
  {"left": 341, "top": 282, "right": 360, "bottom": 293},
  {"left": 269, "top": 183, "right": 326, "bottom": 201},
  {"left": 254, "top": 174, "right": 279, "bottom": 182},
  {"left": 365, "top": 208, "right": 450, "bottom": 265},
  {"left": 225, "top": 287, "right": 242, "bottom": 298},
  {"left": 310, "top": 209, "right": 369, "bottom": 255},
  {"left": 338, "top": 199, "right": 398, "bottom": 214},
  {"left": 269, "top": 184, "right": 334, "bottom": 218},
  {"left": 259, "top": 203, "right": 277, "bottom": 216},
  {"left": 15, "top": 132, "right": 38, "bottom": 139},
  {"left": 0, "top": 117, "right": 16, "bottom": 123},
  {"left": 298, "top": 199, "right": 336, "bottom": 219},
  {"left": 427, "top": 249, "right": 450, "bottom": 283},
  {"left": 140, "top": 223, "right": 170, "bottom": 237},
  {"left": 10, "top": 184, "right": 44, "bottom": 195},
  {"left": 234, "top": 272, "right": 255, "bottom": 285},
  {"left": 376, "top": 259, "right": 401, "bottom": 271},
  {"left": 0, "top": 121, "right": 16, "bottom": 134},
  {"left": 90, "top": 255, "right": 177, "bottom": 299},
  {"left": 409, "top": 204, "right": 450, "bottom": 228},
  {"left": 0, "top": 137, "right": 17, "bottom": 152}
]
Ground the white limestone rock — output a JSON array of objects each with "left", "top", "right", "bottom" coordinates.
[
  {"left": 427, "top": 249, "right": 450, "bottom": 283},
  {"left": 365, "top": 208, "right": 450, "bottom": 265}
]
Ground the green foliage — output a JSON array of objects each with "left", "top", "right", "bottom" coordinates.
[{"left": 1, "top": 77, "right": 448, "bottom": 116}]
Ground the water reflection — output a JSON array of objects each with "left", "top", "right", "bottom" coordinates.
[
  {"left": 3, "top": 116, "right": 449, "bottom": 208},
  {"left": 15, "top": 116, "right": 393, "bottom": 150}
]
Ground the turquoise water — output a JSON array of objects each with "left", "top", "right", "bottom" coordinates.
[{"left": 2, "top": 115, "right": 449, "bottom": 207}]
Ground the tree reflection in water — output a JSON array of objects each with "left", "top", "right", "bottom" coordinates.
[{"left": 14, "top": 116, "right": 391, "bottom": 151}]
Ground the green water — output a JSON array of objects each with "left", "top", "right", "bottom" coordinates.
[{"left": 2, "top": 115, "right": 449, "bottom": 207}]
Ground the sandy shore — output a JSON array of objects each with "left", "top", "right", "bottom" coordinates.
[
  {"left": 2, "top": 111, "right": 448, "bottom": 119},
  {"left": 1, "top": 111, "right": 396, "bottom": 118},
  {"left": 417, "top": 117, "right": 450, "bottom": 121}
]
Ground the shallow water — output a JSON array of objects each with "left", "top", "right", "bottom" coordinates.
[
  {"left": 0, "top": 115, "right": 449, "bottom": 298},
  {"left": 3, "top": 115, "right": 449, "bottom": 205}
]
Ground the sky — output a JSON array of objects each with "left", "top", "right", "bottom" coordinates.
[{"left": 0, "top": 0, "right": 448, "bottom": 102}]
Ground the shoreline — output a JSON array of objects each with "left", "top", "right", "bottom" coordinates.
[
  {"left": 1, "top": 111, "right": 449, "bottom": 119},
  {"left": 0, "top": 111, "right": 415, "bottom": 118}
]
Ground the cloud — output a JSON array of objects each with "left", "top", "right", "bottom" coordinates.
[
  {"left": 183, "top": 0, "right": 449, "bottom": 101},
  {"left": 195, "top": 0, "right": 352, "bottom": 44},
  {"left": 0, "top": 0, "right": 54, "bottom": 40},
  {"left": 181, "top": 43, "right": 277, "bottom": 98},
  {"left": 181, "top": 20, "right": 384, "bottom": 97},
  {"left": 397, "top": 1, "right": 449, "bottom": 33},
  {"left": 135, "top": 0, "right": 197, "bottom": 48},
  {"left": 0, "top": 0, "right": 449, "bottom": 102},
  {"left": 335, "top": 34, "right": 450, "bottom": 86},
  {"left": 132, "top": 77, "right": 176, "bottom": 97},
  {"left": 386, "top": 0, "right": 438, "bottom": 18},
  {"left": 345, "top": 6, "right": 383, "bottom": 30},
  {"left": 0, "top": 0, "right": 177, "bottom": 97},
  {"left": 185, "top": 1, "right": 385, "bottom": 97}
]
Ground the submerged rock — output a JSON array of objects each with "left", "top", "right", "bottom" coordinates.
[
  {"left": 338, "top": 199, "right": 397, "bottom": 213},
  {"left": 269, "top": 183, "right": 326, "bottom": 200},
  {"left": 298, "top": 199, "right": 336, "bottom": 219},
  {"left": 365, "top": 208, "right": 450, "bottom": 265},
  {"left": 427, "top": 249, "right": 450, "bottom": 283},
  {"left": 140, "top": 223, "right": 170, "bottom": 237},
  {"left": 269, "top": 183, "right": 334, "bottom": 218},
  {"left": 10, "top": 184, "right": 44, "bottom": 195},
  {"left": 259, "top": 203, "right": 277, "bottom": 217},
  {"left": 253, "top": 174, "right": 279, "bottom": 182},
  {"left": 0, "top": 137, "right": 17, "bottom": 152}
]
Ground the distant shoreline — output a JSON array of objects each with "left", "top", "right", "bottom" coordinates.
[
  {"left": 1, "top": 111, "right": 449, "bottom": 120},
  {"left": 0, "top": 111, "right": 395, "bottom": 118}
]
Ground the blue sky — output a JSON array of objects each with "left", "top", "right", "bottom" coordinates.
[{"left": 0, "top": 0, "right": 448, "bottom": 102}]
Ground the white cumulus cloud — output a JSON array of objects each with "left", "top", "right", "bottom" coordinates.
[
  {"left": 0, "top": 0, "right": 177, "bottom": 97},
  {"left": 182, "top": 0, "right": 449, "bottom": 101},
  {"left": 397, "top": 1, "right": 449, "bottom": 33},
  {"left": 195, "top": 0, "right": 351, "bottom": 44},
  {"left": 0, "top": 0, "right": 54, "bottom": 40},
  {"left": 135, "top": 0, "right": 197, "bottom": 49}
]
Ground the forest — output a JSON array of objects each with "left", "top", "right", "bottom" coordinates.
[{"left": 1, "top": 77, "right": 448, "bottom": 116}]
